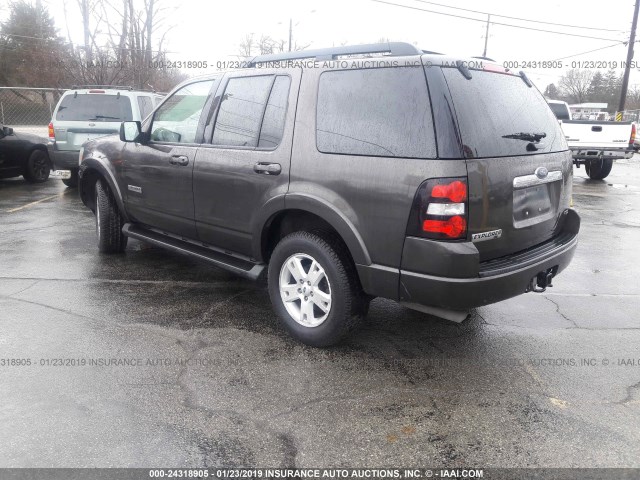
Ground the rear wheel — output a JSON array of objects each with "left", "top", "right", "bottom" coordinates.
[
  {"left": 268, "top": 231, "right": 368, "bottom": 347},
  {"left": 62, "top": 169, "right": 79, "bottom": 188},
  {"left": 23, "top": 150, "right": 50, "bottom": 183},
  {"left": 585, "top": 158, "right": 613, "bottom": 180},
  {"left": 95, "top": 179, "right": 127, "bottom": 253}
]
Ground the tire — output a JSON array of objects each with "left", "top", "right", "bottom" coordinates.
[
  {"left": 268, "top": 231, "right": 368, "bottom": 347},
  {"left": 62, "top": 169, "right": 79, "bottom": 188},
  {"left": 23, "top": 150, "right": 50, "bottom": 183},
  {"left": 585, "top": 158, "right": 613, "bottom": 180},
  {"left": 95, "top": 179, "right": 128, "bottom": 253}
]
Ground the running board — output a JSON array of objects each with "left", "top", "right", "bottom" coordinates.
[{"left": 122, "top": 223, "right": 265, "bottom": 280}]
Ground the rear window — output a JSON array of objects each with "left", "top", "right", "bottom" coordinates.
[
  {"left": 55, "top": 94, "right": 133, "bottom": 122},
  {"left": 549, "top": 102, "right": 570, "bottom": 120},
  {"left": 442, "top": 69, "right": 567, "bottom": 158},
  {"left": 316, "top": 67, "right": 436, "bottom": 158}
]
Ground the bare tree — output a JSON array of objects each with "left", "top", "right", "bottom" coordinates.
[
  {"left": 61, "top": 0, "right": 183, "bottom": 90},
  {"left": 625, "top": 85, "right": 640, "bottom": 111},
  {"left": 260, "top": 35, "right": 288, "bottom": 55},
  {"left": 559, "top": 69, "right": 594, "bottom": 104},
  {"left": 238, "top": 34, "right": 254, "bottom": 58},
  {"left": 237, "top": 33, "right": 309, "bottom": 59}
]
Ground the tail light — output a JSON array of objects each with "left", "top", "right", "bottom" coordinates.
[
  {"left": 406, "top": 177, "right": 468, "bottom": 240},
  {"left": 630, "top": 123, "right": 636, "bottom": 145},
  {"left": 48, "top": 122, "right": 55, "bottom": 141}
]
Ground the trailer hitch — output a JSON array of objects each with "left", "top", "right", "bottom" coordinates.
[{"left": 527, "top": 267, "right": 557, "bottom": 293}]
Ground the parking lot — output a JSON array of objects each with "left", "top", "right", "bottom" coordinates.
[{"left": 1, "top": 159, "right": 639, "bottom": 468}]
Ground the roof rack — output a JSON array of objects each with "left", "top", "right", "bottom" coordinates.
[
  {"left": 71, "top": 85, "right": 134, "bottom": 91},
  {"left": 247, "top": 42, "right": 422, "bottom": 67}
]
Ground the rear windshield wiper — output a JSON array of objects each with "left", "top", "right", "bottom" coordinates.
[
  {"left": 502, "top": 132, "right": 546, "bottom": 142},
  {"left": 89, "top": 115, "right": 120, "bottom": 120}
]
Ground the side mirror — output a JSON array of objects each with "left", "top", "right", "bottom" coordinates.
[
  {"left": 2, "top": 126, "right": 14, "bottom": 136},
  {"left": 120, "top": 121, "right": 142, "bottom": 142}
]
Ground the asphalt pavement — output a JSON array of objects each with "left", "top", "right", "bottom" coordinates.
[{"left": 0, "top": 159, "right": 639, "bottom": 468}]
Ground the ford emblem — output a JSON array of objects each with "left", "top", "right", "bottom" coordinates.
[{"left": 535, "top": 166, "right": 549, "bottom": 179}]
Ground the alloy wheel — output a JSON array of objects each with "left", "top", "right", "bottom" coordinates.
[{"left": 278, "top": 253, "right": 332, "bottom": 327}]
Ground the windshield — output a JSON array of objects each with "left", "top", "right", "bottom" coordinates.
[
  {"left": 56, "top": 94, "right": 133, "bottom": 122},
  {"left": 549, "top": 102, "right": 571, "bottom": 120},
  {"left": 441, "top": 69, "right": 568, "bottom": 158}
]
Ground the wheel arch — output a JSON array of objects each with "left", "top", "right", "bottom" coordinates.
[
  {"left": 29, "top": 144, "right": 52, "bottom": 167},
  {"left": 78, "top": 158, "right": 129, "bottom": 221},
  {"left": 254, "top": 194, "right": 372, "bottom": 267}
]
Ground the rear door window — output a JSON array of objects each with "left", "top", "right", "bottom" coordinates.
[
  {"left": 55, "top": 94, "right": 133, "bottom": 122},
  {"left": 316, "top": 67, "right": 436, "bottom": 159},
  {"left": 258, "top": 76, "right": 291, "bottom": 149},
  {"left": 442, "top": 69, "right": 568, "bottom": 158}
]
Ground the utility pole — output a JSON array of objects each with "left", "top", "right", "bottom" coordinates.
[
  {"left": 35, "top": 0, "right": 42, "bottom": 38},
  {"left": 288, "top": 18, "right": 293, "bottom": 52},
  {"left": 619, "top": 1, "right": 640, "bottom": 113},
  {"left": 482, "top": 14, "right": 490, "bottom": 57},
  {"left": 81, "top": 0, "right": 92, "bottom": 63}
]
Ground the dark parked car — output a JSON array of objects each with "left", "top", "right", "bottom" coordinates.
[
  {"left": 0, "top": 124, "right": 51, "bottom": 183},
  {"left": 78, "top": 43, "right": 580, "bottom": 346}
]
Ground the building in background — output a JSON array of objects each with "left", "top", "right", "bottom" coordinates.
[{"left": 569, "top": 103, "right": 609, "bottom": 121}]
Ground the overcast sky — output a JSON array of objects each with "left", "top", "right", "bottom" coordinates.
[{"left": 22, "top": 0, "right": 640, "bottom": 92}]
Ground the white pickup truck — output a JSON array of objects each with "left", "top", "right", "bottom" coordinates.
[{"left": 548, "top": 100, "right": 635, "bottom": 180}]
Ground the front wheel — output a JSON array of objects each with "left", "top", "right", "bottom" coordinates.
[
  {"left": 23, "top": 150, "right": 50, "bottom": 183},
  {"left": 585, "top": 158, "right": 613, "bottom": 180},
  {"left": 95, "top": 179, "right": 127, "bottom": 253},
  {"left": 268, "top": 231, "right": 368, "bottom": 347},
  {"left": 62, "top": 169, "right": 79, "bottom": 188}
]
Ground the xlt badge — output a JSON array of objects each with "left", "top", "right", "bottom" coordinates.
[
  {"left": 472, "top": 229, "right": 502, "bottom": 242},
  {"left": 128, "top": 185, "right": 142, "bottom": 194}
]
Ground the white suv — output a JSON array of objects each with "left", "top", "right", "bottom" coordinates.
[{"left": 48, "top": 86, "right": 163, "bottom": 187}]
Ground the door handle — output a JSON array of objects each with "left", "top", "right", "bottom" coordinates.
[
  {"left": 169, "top": 155, "right": 189, "bottom": 166},
  {"left": 253, "top": 162, "right": 281, "bottom": 175}
]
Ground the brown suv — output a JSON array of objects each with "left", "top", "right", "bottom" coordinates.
[{"left": 78, "top": 43, "right": 580, "bottom": 346}]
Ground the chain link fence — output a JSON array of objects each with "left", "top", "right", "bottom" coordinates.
[
  {"left": 0, "top": 87, "right": 67, "bottom": 138},
  {"left": 619, "top": 109, "right": 640, "bottom": 122}
]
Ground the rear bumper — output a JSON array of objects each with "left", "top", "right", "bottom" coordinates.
[
  {"left": 358, "top": 209, "right": 580, "bottom": 310},
  {"left": 399, "top": 233, "right": 577, "bottom": 309},
  {"left": 570, "top": 146, "right": 634, "bottom": 161},
  {"left": 47, "top": 143, "right": 79, "bottom": 170}
]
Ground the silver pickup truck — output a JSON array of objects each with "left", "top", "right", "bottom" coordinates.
[{"left": 548, "top": 100, "right": 635, "bottom": 180}]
